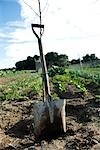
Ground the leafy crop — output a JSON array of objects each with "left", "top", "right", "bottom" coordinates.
[
  {"left": 52, "top": 70, "right": 88, "bottom": 98},
  {"left": 0, "top": 71, "right": 42, "bottom": 101},
  {"left": 53, "top": 75, "right": 67, "bottom": 95},
  {"left": 69, "top": 69, "right": 100, "bottom": 83}
]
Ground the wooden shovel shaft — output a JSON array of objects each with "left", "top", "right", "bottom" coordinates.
[{"left": 38, "top": 38, "right": 51, "bottom": 100}]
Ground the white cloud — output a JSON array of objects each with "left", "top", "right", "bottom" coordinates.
[
  {"left": 0, "top": 58, "right": 16, "bottom": 69},
  {"left": 18, "top": 0, "right": 40, "bottom": 24},
  {"left": 0, "top": 32, "right": 6, "bottom": 38},
  {"left": 0, "top": 0, "right": 100, "bottom": 68},
  {"left": 6, "top": 42, "right": 38, "bottom": 60},
  {"left": 0, "top": 23, "right": 36, "bottom": 68},
  {"left": 42, "top": 0, "right": 100, "bottom": 59}
]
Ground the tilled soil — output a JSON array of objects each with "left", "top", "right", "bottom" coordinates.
[{"left": 0, "top": 96, "right": 100, "bottom": 150}]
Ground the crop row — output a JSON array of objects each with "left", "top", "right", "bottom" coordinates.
[
  {"left": 69, "top": 69, "right": 100, "bottom": 83},
  {"left": 0, "top": 72, "right": 42, "bottom": 101}
]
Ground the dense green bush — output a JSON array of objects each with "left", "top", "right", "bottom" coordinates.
[{"left": 48, "top": 66, "right": 65, "bottom": 77}]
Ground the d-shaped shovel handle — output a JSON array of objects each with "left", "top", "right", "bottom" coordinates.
[{"left": 31, "top": 24, "right": 44, "bottom": 39}]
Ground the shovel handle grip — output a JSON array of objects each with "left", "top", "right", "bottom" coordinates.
[
  {"left": 31, "top": 24, "right": 44, "bottom": 28},
  {"left": 31, "top": 24, "right": 44, "bottom": 39}
]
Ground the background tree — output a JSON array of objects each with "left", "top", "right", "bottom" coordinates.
[
  {"left": 90, "top": 54, "right": 97, "bottom": 61},
  {"left": 26, "top": 56, "right": 36, "bottom": 70},
  {"left": 82, "top": 53, "right": 98, "bottom": 63},
  {"left": 70, "top": 58, "right": 80, "bottom": 65},
  {"left": 34, "top": 55, "right": 40, "bottom": 60},
  {"left": 45, "top": 52, "right": 58, "bottom": 67},
  {"left": 15, "top": 56, "right": 36, "bottom": 70},
  {"left": 82, "top": 54, "right": 90, "bottom": 63},
  {"left": 45, "top": 52, "right": 69, "bottom": 68},
  {"left": 57, "top": 54, "right": 69, "bottom": 67}
]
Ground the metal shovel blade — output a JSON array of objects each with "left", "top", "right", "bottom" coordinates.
[{"left": 33, "top": 99, "right": 66, "bottom": 138}]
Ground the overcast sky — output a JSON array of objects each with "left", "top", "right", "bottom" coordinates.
[{"left": 0, "top": 0, "right": 100, "bottom": 69}]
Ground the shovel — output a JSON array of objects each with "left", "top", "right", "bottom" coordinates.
[{"left": 31, "top": 24, "right": 66, "bottom": 138}]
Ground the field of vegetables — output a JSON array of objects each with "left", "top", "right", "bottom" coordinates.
[{"left": 0, "top": 66, "right": 100, "bottom": 101}]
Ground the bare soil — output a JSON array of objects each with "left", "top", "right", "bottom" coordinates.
[{"left": 0, "top": 85, "right": 100, "bottom": 150}]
